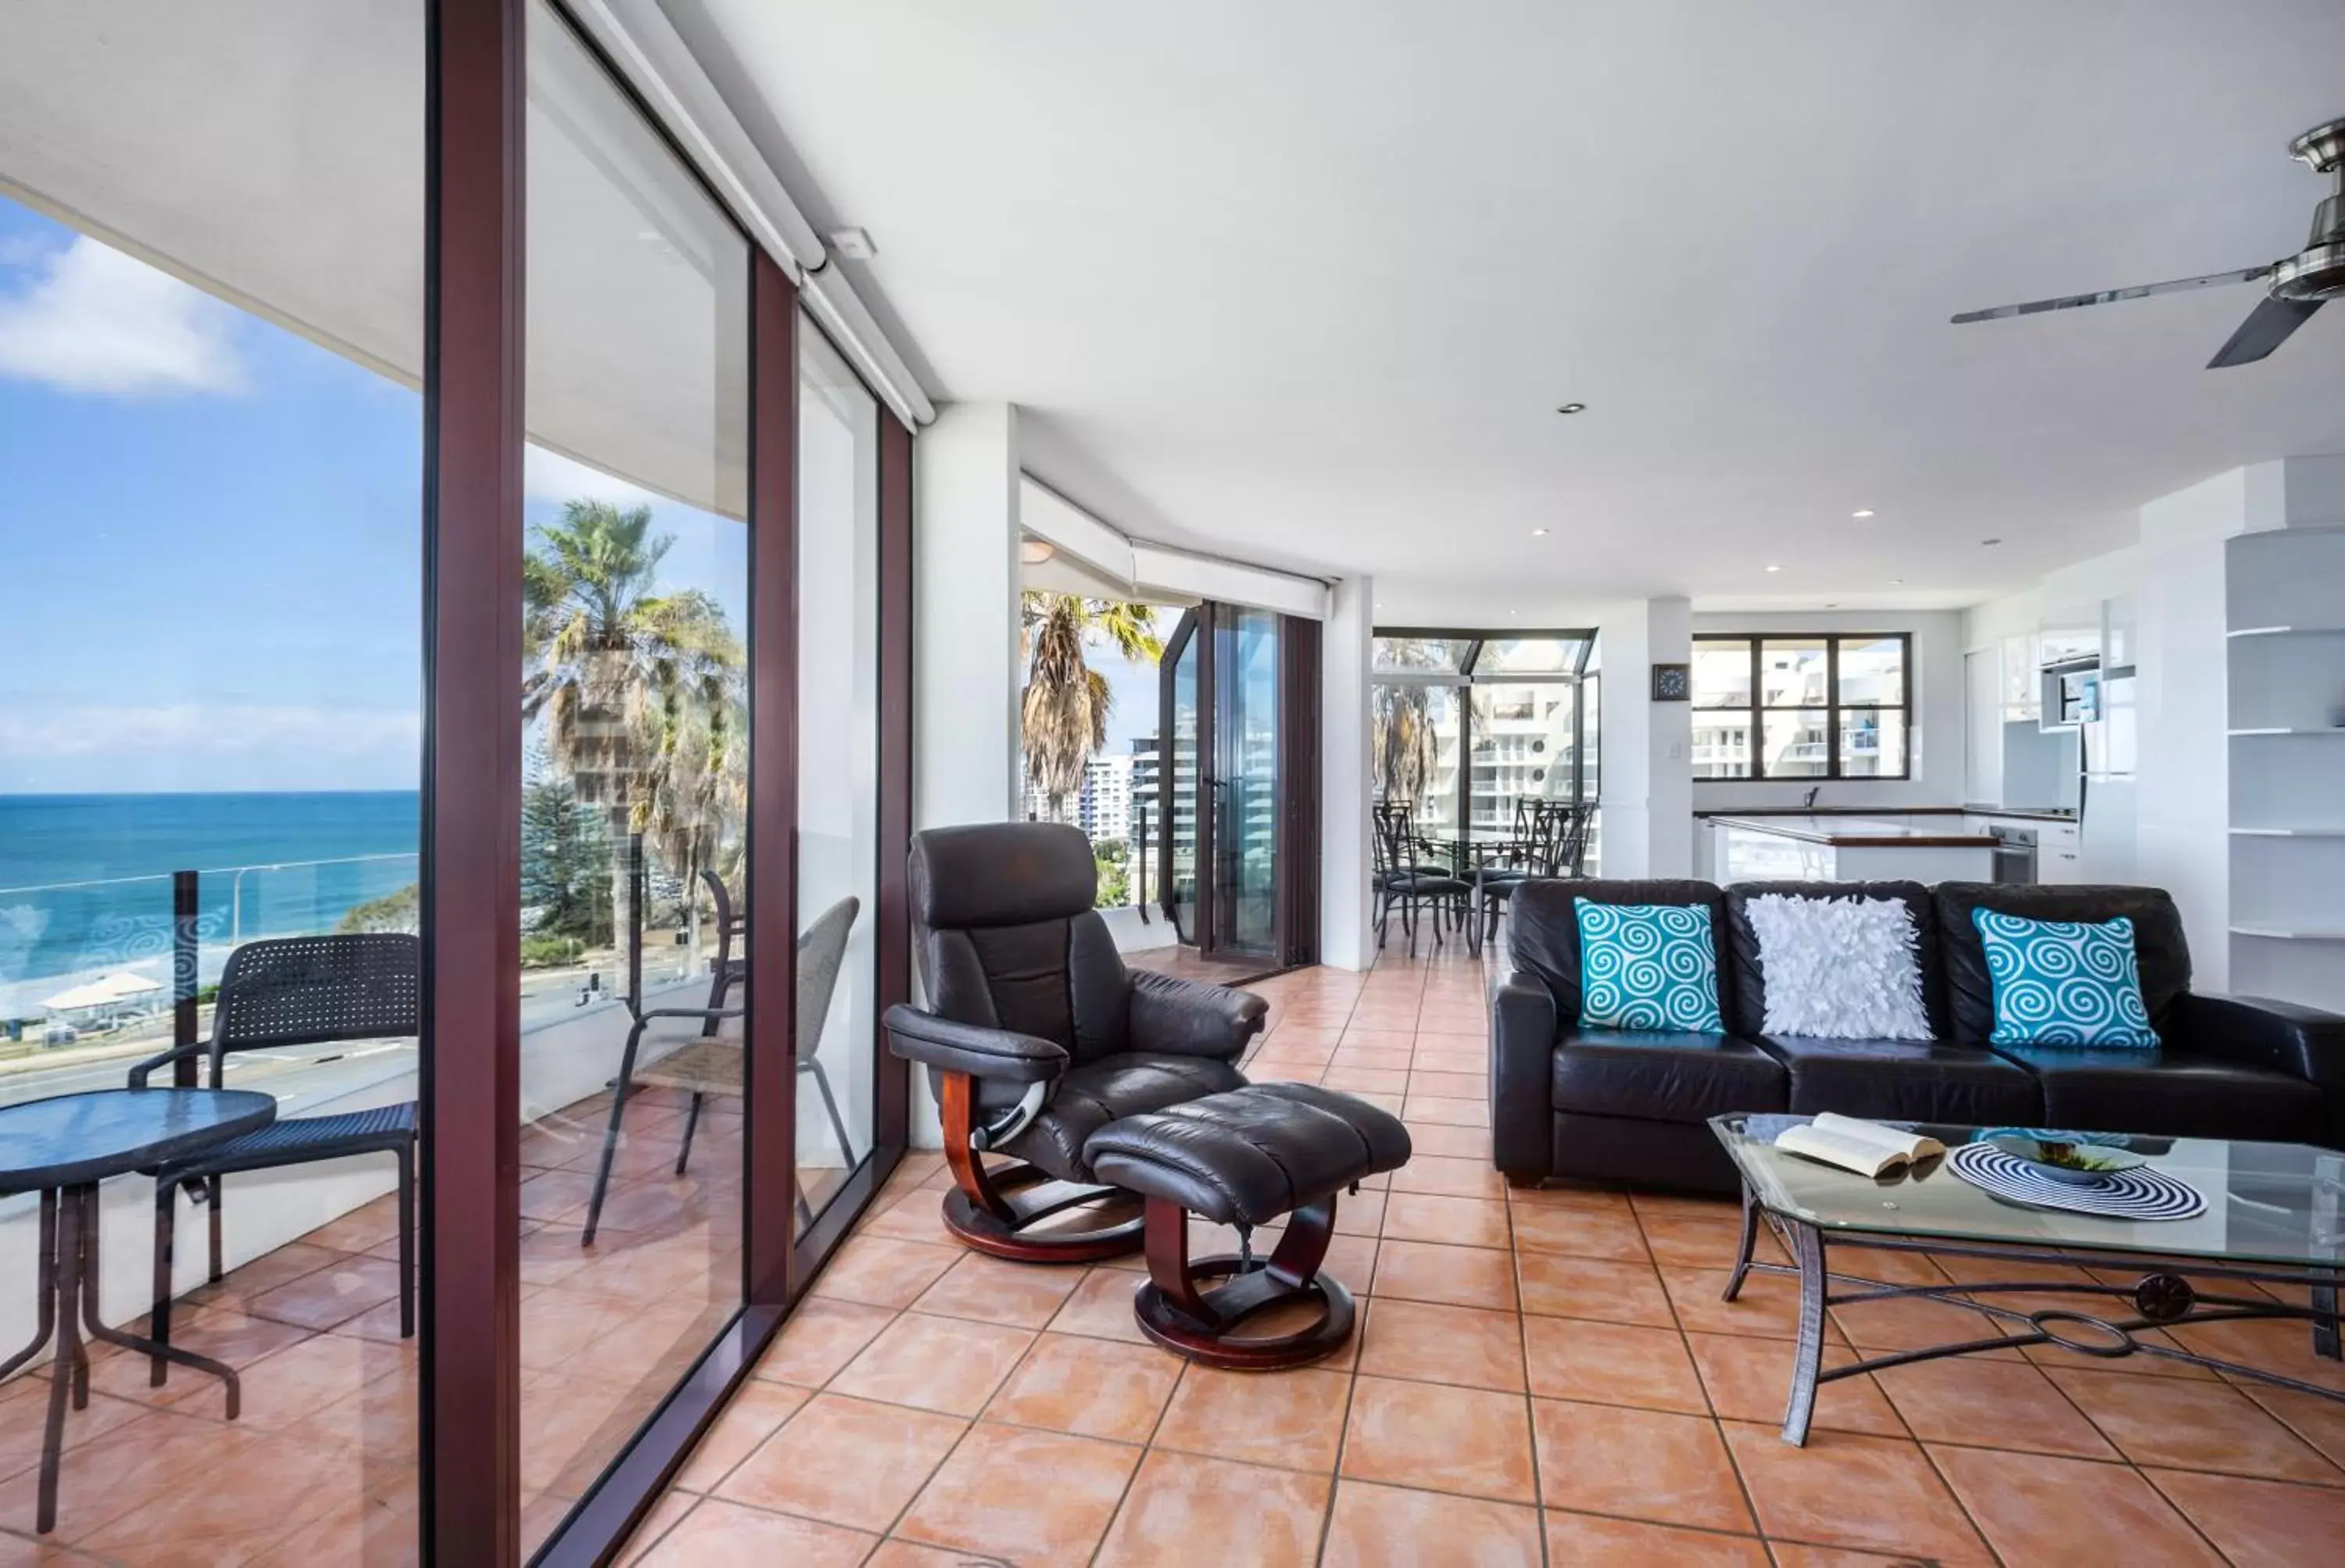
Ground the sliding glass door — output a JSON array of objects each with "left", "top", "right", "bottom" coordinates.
[{"left": 1155, "top": 603, "right": 1316, "bottom": 967}]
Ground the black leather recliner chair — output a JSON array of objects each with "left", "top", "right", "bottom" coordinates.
[
  {"left": 1493, "top": 878, "right": 2345, "bottom": 1194},
  {"left": 885, "top": 822, "right": 1268, "bottom": 1260}
]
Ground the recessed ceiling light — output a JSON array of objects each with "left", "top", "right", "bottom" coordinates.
[
  {"left": 1891, "top": 578, "right": 1905, "bottom": 585},
  {"left": 1531, "top": 528, "right": 1549, "bottom": 537},
  {"left": 1852, "top": 509, "right": 1875, "bottom": 519},
  {"left": 1764, "top": 564, "right": 1782, "bottom": 573},
  {"left": 1556, "top": 402, "right": 1587, "bottom": 414},
  {"left": 829, "top": 227, "right": 877, "bottom": 261}
]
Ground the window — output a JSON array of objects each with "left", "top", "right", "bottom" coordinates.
[
  {"left": 1370, "top": 631, "right": 1599, "bottom": 839},
  {"left": 1692, "top": 633, "right": 1910, "bottom": 779}
]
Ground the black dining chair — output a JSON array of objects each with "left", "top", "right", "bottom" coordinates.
[
  {"left": 131, "top": 933, "right": 421, "bottom": 1379},
  {"left": 1371, "top": 800, "right": 1466, "bottom": 956}
]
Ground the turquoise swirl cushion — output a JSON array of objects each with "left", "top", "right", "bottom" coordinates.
[
  {"left": 1972, "top": 908, "right": 2160, "bottom": 1048},
  {"left": 1573, "top": 902, "right": 1724, "bottom": 1034}
]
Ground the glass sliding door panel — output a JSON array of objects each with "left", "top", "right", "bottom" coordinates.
[
  {"left": 1219, "top": 607, "right": 1281, "bottom": 955},
  {"left": 795, "top": 324, "right": 878, "bottom": 1233},
  {"left": 1160, "top": 614, "right": 1201, "bottom": 946},
  {"left": 0, "top": 2, "right": 424, "bottom": 1554},
  {"left": 518, "top": 1, "right": 750, "bottom": 1548}
]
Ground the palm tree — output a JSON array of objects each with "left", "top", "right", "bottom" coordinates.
[
  {"left": 523, "top": 499, "right": 744, "bottom": 954},
  {"left": 1372, "top": 637, "right": 1440, "bottom": 809},
  {"left": 1019, "top": 592, "right": 1162, "bottom": 823}
]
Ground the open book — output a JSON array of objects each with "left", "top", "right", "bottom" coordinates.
[{"left": 1774, "top": 1113, "right": 1945, "bottom": 1177}]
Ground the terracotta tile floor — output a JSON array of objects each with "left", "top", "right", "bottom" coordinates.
[
  {"left": 0, "top": 1074, "right": 854, "bottom": 1565},
  {"left": 627, "top": 947, "right": 2345, "bottom": 1568}
]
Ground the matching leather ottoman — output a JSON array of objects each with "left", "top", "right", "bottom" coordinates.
[{"left": 1086, "top": 1083, "right": 1411, "bottom": 1369}]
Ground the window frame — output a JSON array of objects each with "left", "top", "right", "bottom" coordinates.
[
  {"left": 1690, "top": 632, "right": 1914, "bottom": 782},
  {"left": 1369, "top": 627, "right": 1599, "bottom": 836}
]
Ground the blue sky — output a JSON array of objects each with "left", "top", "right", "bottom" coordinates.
[{"left": 0, "top": 196, "right": 745, "bottom": 794}]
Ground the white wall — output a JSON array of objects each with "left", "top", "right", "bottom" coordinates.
[
  {"left": 1689, "top": 609, "right": 1967, "bottom": 823},
  {"left": 915, "top": 403, "right": 1022, "bottom": 832},
  {"left": 909, "top": 401, "right": 1022, "bottom": 1145},
  {"left": 1321, "top": 575, "right": 1374, "bottom": 969},
  {"left": 1595, "top": 596, "right": 1692, "bottom": 878},
  {"left": 2132, "top": 471, "right": 2240, "bottom": 990}
]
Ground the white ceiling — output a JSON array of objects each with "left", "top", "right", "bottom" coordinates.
[{"left": 668, "top": 0, "right": 2345, "bottom": 618}]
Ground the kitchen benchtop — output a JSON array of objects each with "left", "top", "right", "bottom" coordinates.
[
  {"left": 1705, "top": 814, "right": 1997, "bottom": 847},
  {"left": 1691, "top": 804, "right": 2078, "bottom": 824}
]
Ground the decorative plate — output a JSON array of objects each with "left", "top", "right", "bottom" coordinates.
[
  {"left": 1983, "top": 1133, "right": 2149, "bottom": 1186},
  {"left": 1949, "top": 1140, "right": 2204, "bottom": 1220}
]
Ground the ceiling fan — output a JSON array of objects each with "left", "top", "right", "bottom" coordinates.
[{"left": 1953, "top": 116, "right": 2344, "bottom": 367}]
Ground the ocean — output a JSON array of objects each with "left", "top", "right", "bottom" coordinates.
[{"left": 0, "top": 792, "right": 421, "bottom": 1015}]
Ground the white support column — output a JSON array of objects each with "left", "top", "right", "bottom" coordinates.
[
  {"left": 1596, "top": 596, "right": 1693, "bottom": 879},
  {"left": 913, "top": 402, "right": 1022, "bottom": 831},
  {"left": 1320, "top": 575, "right": 1374, "bottom": 970},
  {"left": 908, "top": 402, "right": 1020, "bottom": 1145}
]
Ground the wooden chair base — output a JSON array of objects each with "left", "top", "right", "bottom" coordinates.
[
  {"left": 1130, "top": 1193, "right": 1355, "bottom": 1369},
  {"left": 940, "top": 1162, "right": 1146, "bottom": 1262}
]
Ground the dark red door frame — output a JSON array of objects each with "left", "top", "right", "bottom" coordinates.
[
  {"left": 422, "top": 5, "right": 914, "bottom": 1558},
  {"left": 743, "top": 254, "right": 801, "bottom": 1308},
  {"left": 421, "top": 0, "right": 527, "bottom": 1561}
]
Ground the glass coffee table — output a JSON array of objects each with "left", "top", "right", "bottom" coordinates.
[{"left": 1711, "top": 1114, "right": 2345, "bottom": 1445}]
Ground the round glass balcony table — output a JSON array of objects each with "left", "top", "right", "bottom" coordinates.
[{"left": 0, "top": 1087, "right": 276, "bottom": 1533}]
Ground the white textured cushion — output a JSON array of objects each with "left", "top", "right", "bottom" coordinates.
[{"left": 1744, "top": 893, "right": 1932, "bottom": 1040}]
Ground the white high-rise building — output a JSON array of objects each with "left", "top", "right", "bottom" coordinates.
[{"left": 1079, "top": 753, "right": 1134, "bottom": 844}]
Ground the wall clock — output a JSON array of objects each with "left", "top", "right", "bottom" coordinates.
[{"left": 1650, "top": 662, "right": 1691, "bottom": 702}]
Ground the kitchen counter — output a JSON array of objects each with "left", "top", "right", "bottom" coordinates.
[
  {"left": 1960, "top": 804, "right": 2078, "bottom": 823},
  {"left": 1704, "top": 814, "right": 1996, "bottom": 847},
  {"left": 1706, "top": 814, "right": 1999, "bottom": 884}
]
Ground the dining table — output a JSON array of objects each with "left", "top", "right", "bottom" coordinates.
[{"left": 0, "top": 1087, "right": 276, "bottom": 1533}]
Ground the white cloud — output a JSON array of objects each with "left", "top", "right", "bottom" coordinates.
[
  {"left": 0, "top": 702, "right": 418, "bottom": 758},
  {"left": 0, "top": 235, "right": 247, "bottom": 396},
  {"left": 524, "top": 443, "right": 659, "bottom": 510}
]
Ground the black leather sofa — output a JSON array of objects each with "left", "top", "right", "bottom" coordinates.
[{"left": 1491, "top": 879, "right": 2345, "bottom": 1194}]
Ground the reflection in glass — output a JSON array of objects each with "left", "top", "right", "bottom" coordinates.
[
  {"left": 517, "top": 0, "right": 750, "bottom": 1548},
  {"left": 1692, "top": 643, "right": 1752, "bottom": 707},
  {"left": 1691, "top": 712, "right": 1752, "bottom": 778},
  {"left": 0, "top": 0, "right": 424, "bottom": 1552},
  {"left": 1165, "top": 622, "right": 1201, "bottom": 944},
  {"left": 1761, "top": 711, "right": 1831, "bottom": 777},
  {"left": 1476, "top": 637, "right": 1585, "bottom": 675},
  {"left": 1840, "top": 710, "right": 1907, "bottom": 777},
  {"left": 1371, "top": 682, "right": 1459, "bottom": 833},
  {"left": 1760, "top": 640, "right": 1829, "bottom": 707},
  {"left": 1838, "top": 637, "right": 1904, "bottom": 706},
  {"left": 795, "top": 324, "right": 878, "bottom": 1231},
  {"left": 1224, "top": 608, "right": 1281, "bottom": 953},
  {"left": 1469, "top": 683, "right": 1576, "bottom": 838},
  {"left": 1371, "top": 636, "right": 1466, "bottom": 675}
]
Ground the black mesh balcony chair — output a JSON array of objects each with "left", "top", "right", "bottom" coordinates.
[
  {"left": 884, "top": 822, "right": 1267, "bottom": 1262},
  {"left": 131, "top": 933, "right": 421, "bottom": 1380}
]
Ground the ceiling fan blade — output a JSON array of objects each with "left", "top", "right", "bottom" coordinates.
[
  {"left": 2206, "top": 294, "right": 2325, "bottom": 368},
  {"left": 1951, "top": 266, "right": 2271, "bottom": 324}
]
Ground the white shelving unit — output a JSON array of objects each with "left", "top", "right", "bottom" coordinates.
[{"left": 2226, "top": 528, "right": 2345, "bottom": 1011}]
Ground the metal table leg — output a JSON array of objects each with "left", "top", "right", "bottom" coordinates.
[
  {"left": 0, "top": 1190, "right": 57, "bottom": 1384},
  {"left": 28, "top": 1183, "right": 244, "bottom": 1534},
  {"left": 1780, "top": 1218, "right": 1827, "bottom": 1447},
  {"left": 1723, "top": 1182, "right": 1761, "bottom": 1301}
]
